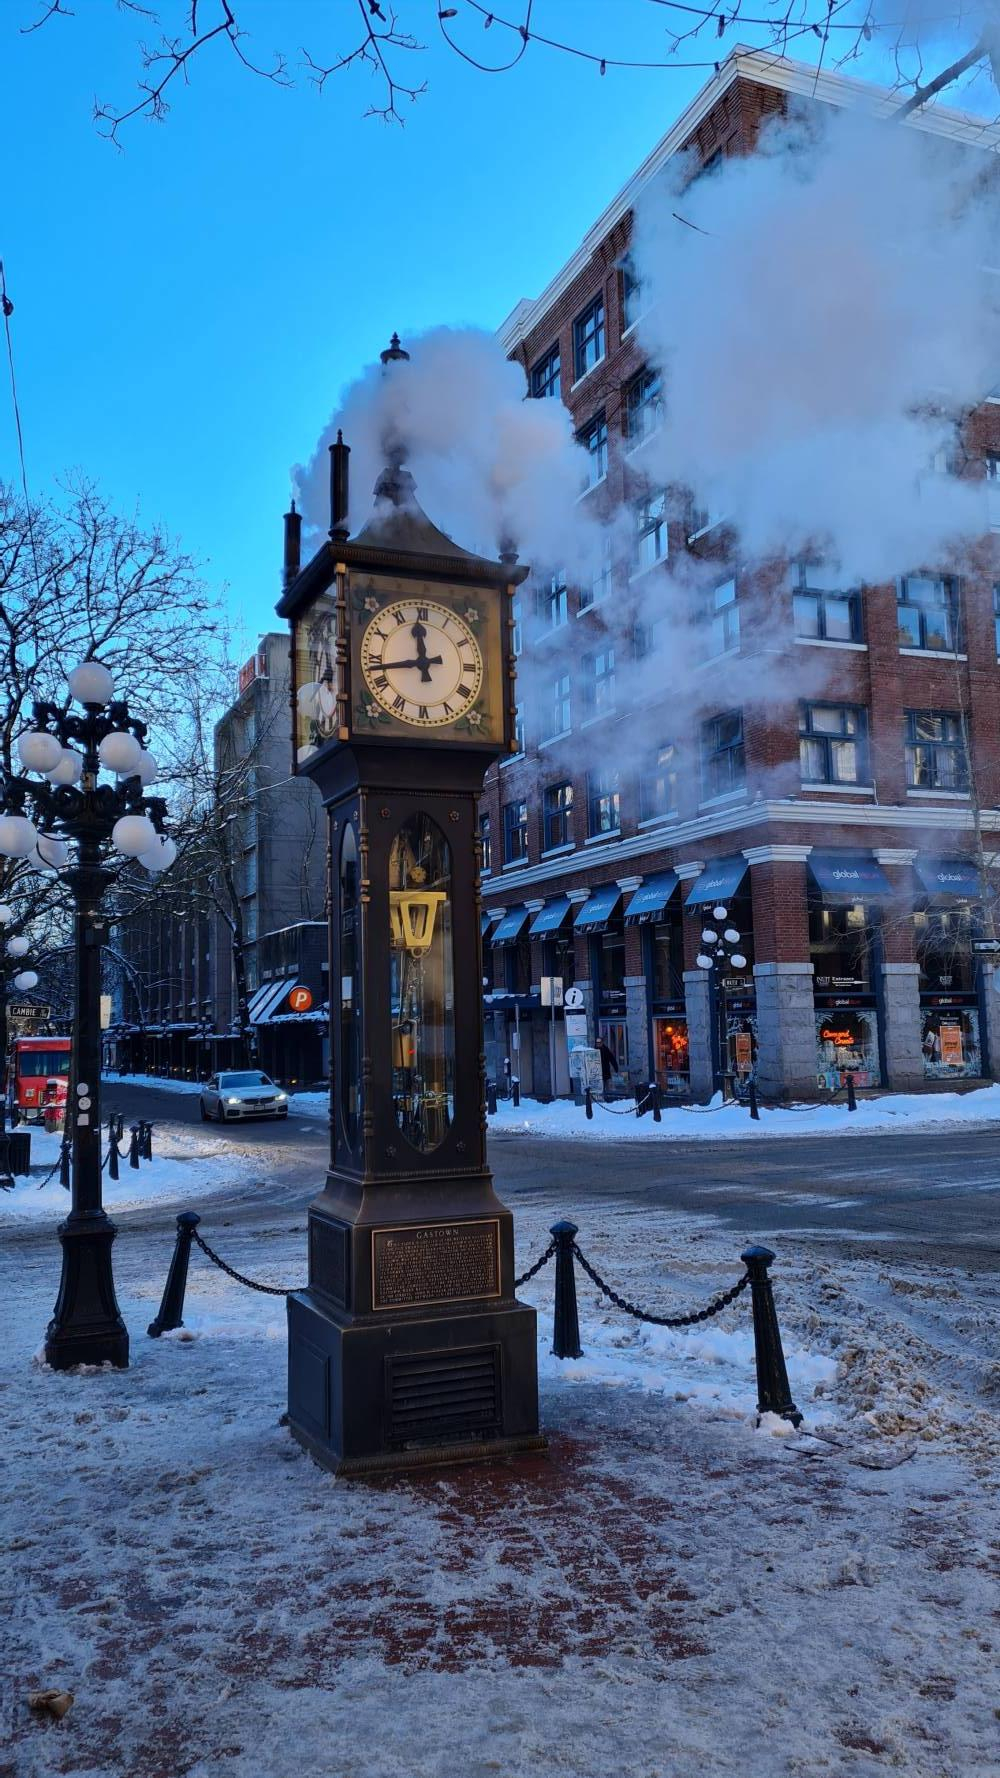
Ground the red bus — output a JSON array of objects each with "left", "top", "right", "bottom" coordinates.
[{"left": 4, "top": 1036, "right": 72, "bottom": 1125}]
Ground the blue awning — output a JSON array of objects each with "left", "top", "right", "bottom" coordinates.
[
  {"left": 574, "top": 884, "right": 622, "bottom": 933},
  {"left": 481, "top": 913, "right": 492, "bottom": 936},
  {"left": 624, "top": 870, "right": 679, "bottom": 925},
  {"left": 685, "top": 856, "right": 748, "bottom": 907},
  {"left": 914, "top": 857, "right": 982, "bottom": 900},
  {"left": 491, "top": 905, "right": 530, "bottom": 945},
  {"left": 809, "top": 852, "right": 893, "bottom": 899},
  {"left": 528, "top": 896, "right": 573, "bottom": 937}
]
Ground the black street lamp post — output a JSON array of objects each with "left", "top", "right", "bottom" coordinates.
[
  {"left": 0, "top": 660, "right": 175, "bottom": 1370},
  {"left": 694, "top": 905, "right": 749, "bottom": 1097}
]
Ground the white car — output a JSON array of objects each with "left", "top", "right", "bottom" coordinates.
[{"left": 200, "top": 1070, "right": 289, "bottom": 1122}]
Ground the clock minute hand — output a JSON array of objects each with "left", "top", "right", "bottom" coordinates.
[{"left": 384, "top": 653, "right": 444, "bottom": 680}]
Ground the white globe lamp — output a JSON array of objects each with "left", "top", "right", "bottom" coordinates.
[
  {"left": 136, "top": 750, "right": 159, "bottom": 786},
  {"left": 14, "top": 970, "right": 38, "bottom": 991},
  {"left": 6, "top": 935, "right": 30, "bottom": 957},
  {"left": 0, "top": 903, "right": 11, "bottom": 924},
  {"left": 731, "top": 953, "right": 748, "bottom": 969},
  {"left": 713, "top": 905, "right": 728, "bottom": 921},
  {"left": 723, "top": 928, "right": 740, "bottom": 944},
  {"left": 47, "top": 749, "right": 83, "bottom": 786},
  {"left": 111, "top": 814, "right": 157, "bottom": 858},
  {"left": 17, "top": 731, "right": 63, "bottom": 773},
  {"left": 98, "top": 731, "right": 143, "bottom": 775},
  {"left": 138, "top": 835, "right": 177, "bottom": 873},
  {"left": 701, "top": 928, "right": 717, "bottom": 945},
  {"left": 68, "top": 660, "right": 115, "bottom": 706},
  {"left": 0, "top": 814, "right": 38, "bottom": 857},
  {"left": 695, "top": 954, "right": 713, "bottom": 970},
  {"left": 36, "top": 834, "right": 69, "bottom": 870}
]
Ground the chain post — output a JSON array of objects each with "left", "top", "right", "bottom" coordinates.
[
  {"left": 511, "top": 1075, "right": 520, "bottom": 1109},
  {"left": 584, "top": 1086, "right": 593, "bottom": 1120},
  {"left": 148, "top": 1211, "right": 202, "bottom": 1337},
  {"left": 846, "top": 1071, "right": 857, "bottom": 1112},
  {"left": 141, "top": 1120, "right": 153, "bottom": 1161},
  {"left": 106, "top": 1117, "right": 120, "bottom": 1180},
  {"left": 748, "top": 1078, "right": 760, "bottom": 1120},
  {"left": 59, "top": 1138, "right": 70, "bottom": 1188},
  {"left": 741, "top": 1245, "right": 802, "bottom": 1426},
  {"left": 550, "top": 1219, "right": 582, "bottom": 1359},
  {"left": 128, "top": 1124, "right": 141, "bottom": 1169},
  {"left": 487, "top": 1079, "right": 497, "bottom": 1116},
  {"left": 650, "top": 1081, "right": 661, "bottom": 1123}
]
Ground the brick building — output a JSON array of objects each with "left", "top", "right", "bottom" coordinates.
[{"left": 480, "top": 48, "right": 1000, "bottom": 1101}]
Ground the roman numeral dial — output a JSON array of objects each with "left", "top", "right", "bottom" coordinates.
[{"left": 360, "top": 599, "right": 484, "bottom": 728}]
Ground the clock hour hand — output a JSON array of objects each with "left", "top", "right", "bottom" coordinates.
[{"left": 385, "top": 624, "right": 443, "bottom": 684}]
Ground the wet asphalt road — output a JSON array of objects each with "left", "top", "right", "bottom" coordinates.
[{"left": 100, "top": 1081, "right": 1000, "bottom": 1270}]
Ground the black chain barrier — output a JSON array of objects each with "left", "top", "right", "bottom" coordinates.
[
  {"left": 572, "top": 1241, "right": 750, "bottom": 1328},
  {"left": 191, "top": 1227, "right": 293, "bottom": 1297},
  {"left": 513, "top": 1241, "right": 555, "bottom": 1289}
]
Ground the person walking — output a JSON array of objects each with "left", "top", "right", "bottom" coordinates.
[{"left": 596, "top": 1037, "right": 618, "bottom": 1099}]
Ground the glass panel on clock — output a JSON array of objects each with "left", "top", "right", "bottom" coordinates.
[
  {"left": 339, "top": 822, "right": 361, "bottom": 1149},
  {"left": 388, "top": 814, "right": 455, "bottom": 1153},
  {"left": 295, "top": 595, "right": 339, "bottom": 764}
]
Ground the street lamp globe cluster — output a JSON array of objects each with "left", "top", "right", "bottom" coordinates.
[
  {"left": 695, "top": 905, "right": 747, "bottom": 974},
  {"left": 0, "top": 659, "right": 177, "bottom": 1370}
]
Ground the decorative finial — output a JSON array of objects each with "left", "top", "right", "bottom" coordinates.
[{"left": 380, "top": 332, "right": 410, "bottom": 366}]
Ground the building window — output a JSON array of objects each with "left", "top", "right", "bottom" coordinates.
[
  {"left": 702, "top": 710, "right": 745, "bottom": 799},
  {"left": 578, "top": 412, "right": 608, "bottom": 490},
  {"left": 799, "top": 703, "right": 866, "bottom": 785},
  {"left": 709, "top": 576, "right": 739, "bottom": 655},
  {"left": 639, "top": 742, "right": 678, "bottom": 820},
  {"left": 580, "top": 532, "right": 612, "bottom": 610},
  {"left": 513, "top": 702, "right": 525, "bottom": 755},
  {"left": 897, "top": 575, "right": 960, "bottom": 653},
  {"left": 479, "top": 812, "right": 492, "bottom": 874},
  {"left": 986, "top": 454, "right": 1000, "bottom": 529},
  {"left": 573, "top": 296, "right": 605, "bottom": 381},
  {"left": 502, "top": 799, "right": 528, "bottom": 863},
  {"left": 620, "top": 255, "right": 641, "bottom": 332},
  {"left": 587, "top": 767, "right": 620, "bottom": 836},
  {"left": 543, "top": 781, "right": 574, "bottom": 850},
  {"left": 537, "top": 572, "right": 568, "bottom": 630},
  {"left": 904, "top": 711, "right": 969, "bottom": 792},
  {"left": 624, "top": 367, "right": 663, "bottom": 449},
  {"left": 582, "top": 647, "right": 615, "bottom": 718},
  {"left": 994, "top": 584, "right": 1000, "bottom": 655},
  {"left": 530, "top": 344, "right": 560, "bottom": 400},
  {"left": 632, "top": 490, "right": 668, "bottom": 575},
  {"left": 544, "top": 672, "right": 571, "bottom": 741},
  {"left": 790, "top": 561, "right": 862, "bottom": 644}
]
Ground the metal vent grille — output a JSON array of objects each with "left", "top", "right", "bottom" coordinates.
[{"left": 387, "top": 1345, "right": 502, "bottom": 1448}]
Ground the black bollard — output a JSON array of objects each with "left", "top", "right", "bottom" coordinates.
[
  {"left": 550, "top": 1219, "right": 582, "bottom": 1359},
  {"left": 115, "top": 1112, "right": 125, "bottom": 1143},
  {"left": 511, "top": 1076, "right": 520, "bottom": 1109},
  {"left": 128, "top": 1124, "right": 141, "bottom": 1169},
  {"left": 141, "top": 1121, "right": 153, "bottom": 1161},
  {"left": 59, "top": 1138, "right": 71, "bottom": 1188},
  {"left": 584, "top": 1085, "right": 593, "bottom": 1120},
  {"left": 741, "top": 1245, "right": 802, "bottom": 1426},
  {"left": 650, "top": 1081, "right": 662, "bottom": 1124},
  {"left": 107, "top": 1118, "right": 120, "bottom": 1180},
  {"left": 147, "top": 1211, "right": 202, "bottom": 1337},
  {"left": 846, "top": 1071, "right": 857, "bottom": 1113},
  {"left": 748, "top": 1078, "right": 760, "bottom": 1121},
  {"left": 487, "top": 1079, "right": 497, "bottom": 1116}
]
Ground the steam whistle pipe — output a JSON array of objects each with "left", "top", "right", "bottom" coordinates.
[
  {"left": 329, "top": 430, "right": 350, "bottom": 540},
  {"left": 283, "top": 500, "right": 302, "bottom": 586}
]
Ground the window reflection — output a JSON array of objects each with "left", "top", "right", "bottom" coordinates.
[
  {"left": 389, "top": 815, "right": 455, "bottom": 1152},
  {"left": 340, "top": 823, "right": 360, "bottom": 1147}
]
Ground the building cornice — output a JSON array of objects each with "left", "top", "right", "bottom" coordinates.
[
  {"left": 480, "top": 800, "right": 1000, "bottom": 901},
  {"left": 496, "top": 48, "right": 1000, "bottom": 355}
]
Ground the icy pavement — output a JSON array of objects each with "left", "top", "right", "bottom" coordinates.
[
  {"left": 488, "top": 1083, "right": 1000, "bottom": 1141},
  {"left": 3, "top": 1195, "right": 998, "bottom": 1777}
]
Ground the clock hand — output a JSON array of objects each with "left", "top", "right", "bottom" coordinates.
[{"left": 383, "top": 654, "right": 445, "bottom": 676}]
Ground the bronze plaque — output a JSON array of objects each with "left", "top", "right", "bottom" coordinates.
[{"left": 372, "top": 1219, "right": 501, "bottom": 1310}]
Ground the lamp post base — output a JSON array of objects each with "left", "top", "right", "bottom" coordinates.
[{"left": 45, "top": 1213, "right": 129, "bottom": 1371}]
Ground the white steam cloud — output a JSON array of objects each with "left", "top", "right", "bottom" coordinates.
[
  {"left": 632, "top": 106, "right": 1000, "bottom": 584},
  {"left": 294, "top": 327, "right": 606, "bottom": 581}
]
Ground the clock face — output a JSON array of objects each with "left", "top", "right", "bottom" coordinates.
[{"left": 359, "top": 599, "right": 484, "bottom": 728}]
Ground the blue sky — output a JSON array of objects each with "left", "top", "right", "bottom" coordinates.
[{"left": 0, "top": 2, "right": 986, "bottom": 658}]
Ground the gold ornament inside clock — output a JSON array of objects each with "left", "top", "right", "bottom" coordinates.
[{"left": 360, "top": 598, "right": 484, "bottom": 727}]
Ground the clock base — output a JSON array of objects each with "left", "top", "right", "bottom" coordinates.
[{"left": 286, "top": 1288, "right": 542, "bottom": 1477}]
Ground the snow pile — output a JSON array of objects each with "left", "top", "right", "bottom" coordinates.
[
  {"left": 1, "top": 1124, "right": 256, "bottom": 1223},
  {"left": 488, "top": 1084, "right": 1000, "bottom": 1141}
]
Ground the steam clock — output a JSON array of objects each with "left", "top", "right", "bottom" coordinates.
[{"left": 278, "top": 359, "right": 542, "bottom": 1474}]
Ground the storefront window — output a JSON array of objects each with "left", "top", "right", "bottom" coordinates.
[
  {"left": 389, "top": 815, "right": 454, "bottom": 1153},
  {"left": 651, "top": 919, "right": 684, "bottom": 1003},
  {"left": 652, "top": 1017, "right": 689, "bottom": 1091},
  {"left": 914, "top": 904, "right": 975, "bottom": 994},
  {"left": 815, "top": 1009, "right": 880, "bottom": 1091},
  {"left": 920, "top": 1008, "right": 981, "bottom": 1078},
  {"left": 915, "top": 901, "right": 980, "bottom": 1078},
  {"left": 809, "top": 900, "right": 871, "bottom": 992},
  {"left": 595, "top": 927, "right": 626, "bottom": 1012}
]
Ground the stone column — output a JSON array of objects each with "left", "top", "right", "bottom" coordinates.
[
  {"left": 874, "top": 849, "right": 923, "bottom": 1090},
  {"left": 676, "top": 861, "right": 711, "bottom": 1098},
  {"left": 744, "top": 846, "right": 815, "bottom": 1100},
  {"left": 618, "top": 876, "right": 649, "bottom": 1087}
]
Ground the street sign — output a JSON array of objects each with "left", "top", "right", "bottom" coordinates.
[
  {"left": 8, "top": 1002, "right": 49, "bottom": 1021},
  {"left": 288, "top": 986, "right": 314, "bottom": 1012},
  {"left": 564, "top": 985, "right": 585, "bottom": 1011},
  {"left": 539, "top": 975, "right": 563, "bottom": 1007},
  {"left": 972, "top": 939, "right": 1000, "bottom": 953},
  {"left": 564, "top": 1012, "right": 588, "bottom": 1042}
]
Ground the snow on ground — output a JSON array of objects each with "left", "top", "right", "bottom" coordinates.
[
  {"left": 488, "top": 1083, "right": 1000, "bottom": 1140},
  {"left": 0, "top": 1125, "right": 255, "bottom": 1223},
  {"left": 3, "top": 1184, "right": 998, "bottom": 1777}
]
